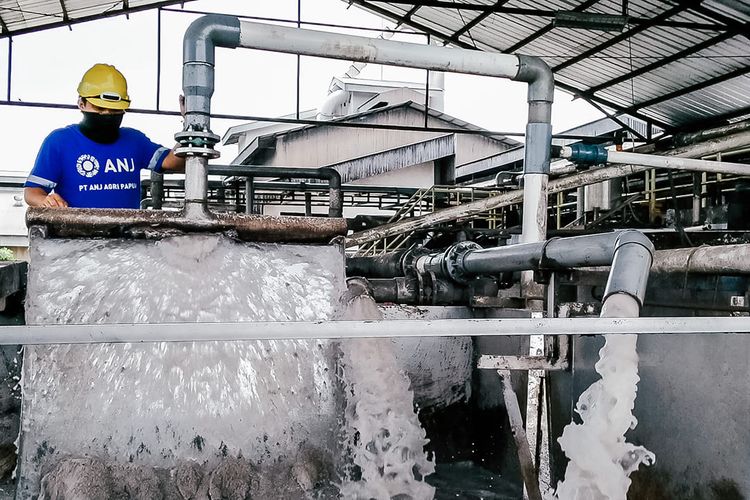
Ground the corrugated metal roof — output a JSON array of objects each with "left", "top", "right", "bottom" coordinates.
[
  {"left": 348, "top": 0, "right": 750, "bottom": 132},
  {"left": 0, "top": 0, "right": 189, "bottom": 37}
]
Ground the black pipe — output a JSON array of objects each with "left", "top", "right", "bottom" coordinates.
[
  {"left": 208, "top": 165, "right": 343, "bottom": 218},
  {"left": 420, "top": 230, "right": 654, "bottom": 307},
  {"left": 347, "top": 252, "right": 405, "bottom": 278},
  {"left": 150, "top": 171, "right": 164, "bottom": 210}
]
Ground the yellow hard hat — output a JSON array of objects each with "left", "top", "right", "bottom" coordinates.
[{"left": 77, "top": 63, "right": 131, "bottom": 110}]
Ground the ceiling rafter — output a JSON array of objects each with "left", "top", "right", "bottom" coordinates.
[
  {"left": 58, "top": 0, "right": 71, "bottom": 24},
  {"left": 0, "top": 13, "right": 9, "bottom": 34},
  {"left": 503, "top": 0, "right": 602, "bottom": 54},
  {"left": 351, "top": 0, "right": 675, "bottom": 130},
  {"left": 585, "top": 30, "right": 736, "bottom": 95},
  {"left": 554, "top": 80, "right": 673, "bottom": 131},
  {"left": 446, "top": 0, "right": 512, "bottom": 44},
  {"left": 552, "top": 1, "right": 698, "bottom": 73},
  {"left": 0, "top": 0, "right": 189, "bottom": 39},
  {"left": 688, "top": 4, "right": 750, "bottom": 40},
  {"left": 623, "top": 65, "right": 750, "bottom": 113},
  {"left": 350, "top": 0, "right": 455, "bottom": 43},
  {"left": 678, "top": 104, "right": 750, "bottom": 132},
  {"left": 357, "top": 1, "right": 728, "bottom": 30}
]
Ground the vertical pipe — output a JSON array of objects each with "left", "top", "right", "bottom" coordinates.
[
  {"left": 245, "top": 177, "right": 254, "bottom": 214},
  {"left": 576, "top": 186, "right": 584, "bottom": 225},
  {"left": 692, "top": 173, "right": 701, "bottom": 224},
  {"left": 295, "top": 0, "right": 301, "bottom": 120},
  {"left": 183, "top": 156, "right": 209, "bottom": 219},
  {"left": 305, "top": 192, "right": 312, "bottom": 216},
  {"left": 424, "top": 34, "right": 430, "bottom": 128},
  {"left": 6, "top": 37, "right": 12, "bottom": 101},
  {"left": 150, "top": 170, "right": 163, "bottom": 210},
  {"left": 648, "top": 169, "right": 656, "bottom": 223},
  {"left": 156, "top": 7, "right": 162, "bottom": 111},
  {"left": 499, "top": 369, "right": 544, "bottom": 500},
  {"left": 520, "top": 174, "right": 548, "bottom": 245}
]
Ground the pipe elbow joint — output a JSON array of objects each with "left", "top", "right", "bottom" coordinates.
[
  {"left": 514, "top": 55, "right": 554, "bottom": 104},
  {"left": 603, "top": 230, "right": 654, "bottom": 308},
  {"left": 184, "top": 15, "right": 241, "bottom": 64},
  {"left": 317, "top": 167, "right": 342, "bottom": 188},
  {"left": 614, "top": 229, "right": 655, "bottom": 257}
]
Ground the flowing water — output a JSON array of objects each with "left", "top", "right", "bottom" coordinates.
[
  {"left": 549, "top": 295, "right": 655, "bottom": 500},
  {"left": 338, "top": 284, "right": 435, "bottom": 499},
  {"left": 20, "top": 234, "right": 443, "bottom": 499}
]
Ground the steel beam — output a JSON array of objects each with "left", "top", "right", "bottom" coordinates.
[
  {"left": 624, "top": 66, "right": 750, "bottom": 113},
  {"left": 552, "top": 2, "right": 697, "bottom": 73},
  {"left": 503, "top": 0, "right": 601, "bottom": 54},
  {"left": 0, "top": 0, "right": 189, "bottom": 39},
  {"left": 2, "top": 317, "right": 749, "bottom": 345},
  {"left": 446, "top": 0, "right": 512, "bottom": 43},
  {"left": 688, "top": 4, "right": 750, "bottom": 40},
  {"left": 585, "top": 31, "right": 737, "bottom": 95},
  {"left": 553, "top": 81, "right": 674, "bottom": 131}
]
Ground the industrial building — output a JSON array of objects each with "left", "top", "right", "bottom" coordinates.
[{"left": 1, "top": 1, "right": 749, "bottom": 499}]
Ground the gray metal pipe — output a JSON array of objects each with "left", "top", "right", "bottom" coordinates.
[
  {"left": 419, "top": 230, "right": 654, "bottom": 307},
  {"left": 651, "top": 244, "right": 750, "bottom": 275},
  {"left": 1, "top": 317, "right": 748, "bottom": 345},
  {"left": 180, "top": 15, "right": 241, "bottom": 219},
  {"left": 181, "top": 16, "right": 554, "bottom": 233},
  {"left": 560, "top": 144, "right": 750, "bottom": 176},
  {"left": 150, "top": 170, "right": 164, "bottom": 210},
  {"left": 516, "top": 56, "right": 554, "bottom": 256},
  {"left": 209, "top": 165, "right": 343, "bottom": 217}
]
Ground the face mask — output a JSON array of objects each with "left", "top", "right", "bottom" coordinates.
[{"left": 79, "top": 111, "right": 124, "bottom": 143}]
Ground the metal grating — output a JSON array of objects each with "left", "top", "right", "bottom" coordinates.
[{"left": 348, "top": 0, "right": 750, "bottom": 132}]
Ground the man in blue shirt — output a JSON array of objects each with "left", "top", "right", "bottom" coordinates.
[{"left": 24, "top": 64, "right": 185, "bottom": 209}]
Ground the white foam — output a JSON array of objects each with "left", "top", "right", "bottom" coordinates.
[
  {"left": 338, "top": 291, "right": 436, "bottom": 499},
  {"left": 549, "top": 295, "right": 654, "bottom": 500}
]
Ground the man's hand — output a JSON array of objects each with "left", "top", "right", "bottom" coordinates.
[
  {"left": 24, "top": 187, "right": 69, "bottom": 208},
  {"left": 42, "top": 193, "right": 69, "bottom": 208}
]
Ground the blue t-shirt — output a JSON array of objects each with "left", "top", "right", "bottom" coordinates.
[{"left": 25, "top": 125, "right": 170, "bottom": 209}]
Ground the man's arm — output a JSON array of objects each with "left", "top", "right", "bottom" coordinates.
[
  {"left": 160, "top": 147, "right": 186, "bottom": 172},
  {"left": 24, "top": 187, "right": 69, "bottom": 208}
]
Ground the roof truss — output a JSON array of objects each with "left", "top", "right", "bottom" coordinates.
[{"left": 349, "top": 0, "right": 750, "bottom": 131}]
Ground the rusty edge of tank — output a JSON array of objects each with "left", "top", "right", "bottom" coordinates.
[{"left": 26, "top": 207, "right": 348, "bottom": 244}]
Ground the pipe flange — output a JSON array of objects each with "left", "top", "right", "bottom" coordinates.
[
  {"left": 175, "top": 130, "right": 221, "bottom": 158},
  {"left": 444, "top": 241, "right": 482, "bottom": 284},
  {"left": 174, "top": 145, "right": 221, "bottom": 159},
  {"left": 401, "top": 247, "right": 430, "bottom": 277}
]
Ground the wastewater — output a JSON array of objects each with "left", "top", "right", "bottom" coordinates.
[
  {"left": 548, "top": 295, "right": 655, "bottom": 500},
  {"left": 19, "top": 234, "right": 520, "bottom": 499}
]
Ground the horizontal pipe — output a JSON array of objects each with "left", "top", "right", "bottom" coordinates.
[
  {"left": 26, "top": 207, "right": 347, "bottom": 243},
  {"left": 238, "top": 20, "right": 521, "bottom": 79},
  {"left": 651, "top": 244, "right": 750, "bottom": 275},
  {"left": 347, "top": 131, "right": 750, "bottom": 247},
  {"left": 209, "top": 165, "right": 343, "bottom": 217},
  {"left": 607, "top": 150, "right": 750, "bottom": 176},
  {"left": 347, "top": 253, "right": 406, "bottom": 278},
  {"left": 424, "top": 230, "right": 653, "bottom": 306},
  {"left": 459, "top": 232, "right": 622, "bottom": 274},
  {"left": 561, "top": 145, "right": 750, "bottom": 176},
  {"left": 2, "top": 317, "right": 749, "bottom": 345}
]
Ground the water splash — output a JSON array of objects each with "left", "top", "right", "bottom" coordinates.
[
  {"left": 21, "top": 235, "right": 346, "bottom": 498},
  {"left": 338, "top": 281, "right": 435, "bottom": 499},
  {"left": 549, "top": 295, "right": 654, "bottom": 500},
  {"left": 21, "top": 235, "right": 439, "bottom": 499}
]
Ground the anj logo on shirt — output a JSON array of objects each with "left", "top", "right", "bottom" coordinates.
[{"left": 76, "top": 154, "right": 100, "bottom": 178}]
